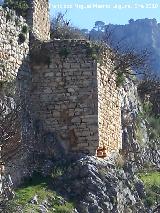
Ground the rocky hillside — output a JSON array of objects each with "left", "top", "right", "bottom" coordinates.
[
  {"left": 1, "top": 78, "right": 159, "bottom": 213},
  {"left": 2, "top": 156, "right": 148, "bottom": 213},
  {"left": 90, "top": 18, "right": 160, "bottom": 76},
  {"left": 121, "top": 79, "right": 160, "bottom": 170}
]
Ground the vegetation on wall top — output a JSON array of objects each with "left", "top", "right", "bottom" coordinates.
[
  {"left": 3, "top": 0, "right": 29, "bottom": 17},
  {"left": 50, "top": 12, "right": 85, "bottom": 40}
]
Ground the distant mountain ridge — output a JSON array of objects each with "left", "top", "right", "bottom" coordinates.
[{"left": 89, "top": 18, "right": 160, "bottom": 76}]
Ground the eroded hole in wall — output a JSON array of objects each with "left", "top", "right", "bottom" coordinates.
[
  {"left": 60, "top": 109, "right": 71, "bottom": 124},
  {"left": 68, "top": 129, "right": 78, "bottom": 148}
]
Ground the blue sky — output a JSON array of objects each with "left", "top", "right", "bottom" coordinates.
[{"left": 49, "top": 0, "right": 160, "bottom": 29}]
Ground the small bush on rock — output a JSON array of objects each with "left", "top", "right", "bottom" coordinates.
[
  {"left": 21, "top": 25, "right": 28, "bottom": 34},
  {"left": 115, "top": 153, "right": 125, "bottom": 168}
]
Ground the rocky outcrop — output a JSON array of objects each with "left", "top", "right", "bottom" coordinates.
[
  {"left": 121, "top": 79, "right": 160, "bottom": 169},
  {"left": 121, "top": 79, "right": 142, "bottom": 168},
  {"left": 53, "top": 156, "right": 147, "bottom": 213},
  {"left": 110, "top": 19, "right": 160, "bottom": 77}
]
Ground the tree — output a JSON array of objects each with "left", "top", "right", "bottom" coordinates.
[
  {"left": 81, "top": 29, "right": 89, "bottom": 34},
  {"left": 129, "top": 19, "right": 134, "bottom": 24},
  {"left": 94, "top": 21, "right": 105, "bottom": 31},
  {"left": 81, "top": 29, "right": 89, "bottom": 35}
]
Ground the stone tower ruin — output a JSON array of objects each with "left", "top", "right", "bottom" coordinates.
[
  {"left": 30, "top": 41, "right": 122, "bottom": 158},
  {"left": 27, "top": 0, "right": 50, "bottom": 41},
  {"left": 0, "top": 1, "right": 122, "bottom": 160}
]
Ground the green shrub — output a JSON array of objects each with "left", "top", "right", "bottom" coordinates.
[
  {"left": 6, "top": 11, "right": 12, "bottom": 21},
  {"left": 21, "top": 25, "right": 28, "bottom": 34},
  {"left": 135, "top": 100, "right": 160, "bottom": 146},
  {"left": 86, "top": 44, "right": 100, "bottom": 60},
  {"left": 59, "top": 48, "right": 71, "bottom": 59},
  {"left": 116, "top": 71, "right": 125, "bottom": 87},
  {"left": 3, "top": 0, "right": 29, "bottom": 17},
  {"left": 142, "top": 101, "right": 153, "bottom": 117},
  {"left": 148, "top": 116, "right": 160, "bottom": 139},
  {"left": 55, "top": 204, "right": 74, "bottom": 213},
  {"left": 138, "top": 172, "right": 160, "bottom": 207}
]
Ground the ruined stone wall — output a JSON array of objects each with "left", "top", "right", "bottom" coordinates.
[
  {"left": 0, "top": 6, "right": 30, "bottom": 156},
  {"left": 27, "top": 0, "right": 50, "bottom": 41},
  {"left": 97, "top": 52, "right": 122, "bottom": 157},
  {"left": 0, "top": 7, "right": 32, "bottom": 185},
  {"left": 0, "top": 6, "right": 30, "bottom": 160},
  {"left": 30, "top": 40, "right": 122, "bottom": 157},
  {"left": 30, "top": 40, "right": 99, "bottom": 155},
  {"left": 0, "top": 7, "right": 29, "bottom": 81},
  {"left": 0, "top": 4, "right": 122, "bottom": 159}
]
